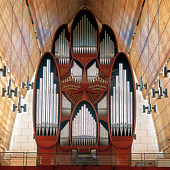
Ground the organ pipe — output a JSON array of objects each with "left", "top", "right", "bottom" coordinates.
[
  {"left": 55, "top": 29, "right": 70, "bottom": 64},
  {"left": 72, "top": 104, "right": 97, "bottom": 146},
  {"left": 60, "top": 122, "right": 69, "bottom": 146},
  {"left": 72, "top": 15, "right": 97, "bottom": 54},
  {"left": 36, "top": 59, "right": 59, "bottom": 136},
  {"left": 100, "top": 31, "right": 115, "bottom": 65},
  {"left": 99, "top": 123, "right": 108, "bottom": 146},
  {"left": 36, "top": 89, "right": 39, "bottom": 135},
  {"left": 110, "top": 63, "right": 133, "bottom": 136}
]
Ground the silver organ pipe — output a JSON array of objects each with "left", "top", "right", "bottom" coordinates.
[
  {"left": 72, "top": 15, "right": 97, "bottom": 53},
  {"left": 100, "top": 31, "right": 115, "bottom": 65},
  {"left": 86, "top": 18, "right": 89, "bottom": 53},
  {"left": 70, "top": 61, "right": 82, "bottom": 82},
  {"left": 127, "top": 81, "right": 130, "bottom": 136},
  {"left": 87, "top": 62, "right": 99, "bottom": 82},
  {"left": 113, "top": 87, "right": 116, "bottom": 136},
  {"left": 46, "top": 60, "right": 50, "bottom": 135},
  {"left": 110, "top": 96, "right": 113, "bottom": 136},
  {"left": 123, "top": 70, "right": 127, "bottom": 136},
  {"left": 72, "top": 104, "right": 97, "bottom": 146},
  {"left": 110, "top": 63, "right": 133, "bottom": 136},
  {"left": 42, "top": 67, "right": 46, "bottom": 136},
  {"left": 119, "top": 63, "right": 123, "bottom": 136},
  {"left": 53, "top": 84, "right": 56, "bottom": 135},
  {"left": 82, "top": 16, "right": 84, "bottom": 53},
  {"left": 39, "top": 78, "right": 43, "bottom": 135},
  {"left": 115, "top": 75, "right": 119, "bottom": 135},
  {"left": 55, "top": 29, "right": 70, "bottom": 64},
  {"left": 50, "top": 73, "right": 54, "bottom": 136},
  {"left": 36, "top": 89, "right": 39, "bottom": 135},
  {"left": 80, "top": 20, "right": 82, "bottom": 53},
  {"left": 99, "top": 123, "right": 108, "bottom": 146},
  {"left": 130, "top": 92, "right": 133, "bottom": 135},
  {"left": 36, "top": 59, "right": 59, "bottom": 136},
  {"left": 60, "top": 122, "right": 69, "bottom": 146}
]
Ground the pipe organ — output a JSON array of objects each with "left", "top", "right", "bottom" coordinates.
[
  {"left": 35, "top": 59, "right": 59, "bottom": 136},
  {"left": 72, "top": 15, "right": 97, "bottom": 54},
  {"left": 110, "top": 63, "right": 133, "bottom": 137},
  {"left": 72, "top": 104, "right": 97, "bottom": 146},
  {"left": 33, "top": 10, "right": 135, "bottom": 166},
  {"left": 100, "top": 31, "right": 115, "bottom": 65},
  {"left": 55, "top": 29, "right": 70, "bottom": 64}
]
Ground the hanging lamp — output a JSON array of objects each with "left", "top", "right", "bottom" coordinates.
[
  {"left": 151, "top": 0, "right": 168, "bottom": 99},
  {"left": 135, "top": 8, "right": 148, "bottom": 91},
  {"left": 21, "top": 14, "right": 34, "bottom": 90},
  {"left": 13, "top": 0, "right": 27, "bottom": 113},
  {"left": 142, "top": 0, "right": 157, "bottom": 114},
  {"left": 1, "top": 0, "right": 18, "bottom": 98}
]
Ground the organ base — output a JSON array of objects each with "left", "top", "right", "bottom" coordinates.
[
  {"left": 37, "top": 138, "right": 57, "bottom": 166},
  {"left": 36, "top": 137, "right": 132, "bottom": 166}
]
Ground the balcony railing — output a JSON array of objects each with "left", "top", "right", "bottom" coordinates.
[{"left": 0, "top": 152, "right": 170, "bottom": 167}]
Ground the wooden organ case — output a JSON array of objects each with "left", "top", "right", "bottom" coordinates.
[{"left": 33, "top": 10, "right": 136, "bottom": 166}]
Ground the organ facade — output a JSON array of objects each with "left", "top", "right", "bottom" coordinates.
[{"left": 33, "top": 10, "right": 136, "bottom": 165}]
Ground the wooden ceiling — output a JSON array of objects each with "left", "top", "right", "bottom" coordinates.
[{"left": 0, "top": 0, "right": 170, "bottom": 152}]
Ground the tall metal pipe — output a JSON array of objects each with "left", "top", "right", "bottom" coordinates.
[
  {"left": 42, "top": 66, "right": 46, "bottom": 136},
  {"left": 77, "top": 23, "right": 79, "bottom": 53},
  {"left": 116, "top": 75, "right": 119, "bottom": 136},
  {"left": 106, "top": 33, "right": 108, "bottom": 64},
  {"left": 119, "top": 64, "right": 123, "bottom": 136},
  {"left": 53, "top": 84, "right": 57, "bottom": 136},
  {"left": 84, "top": 15, "right": 86, "bottom": 53},
  {"left": 56, "top": 93, "right": 59, "bottom": 132},
  {"left": 73, "top": 28, "right": 75, "bottom": 53},
  {"left": 82, "top": 16, "right": 84, "bottom": 53},
  {"left": 127, "top": 81, "right": 130, "bottom": 136},
  {"left": 39, "top": 78, "right": 43, "bottom": 136},
  {"left": 72, "top": 119, "right": 74, "bottom": 145},
  {"left": 110, "top": 96, "right": 113, "bottom": 135},
  {"left": 36, "top": 89, "right": 39, "bottom": 135},
  {"left": 50, "top": 73, "right": 54, "bottom": 136},
  {"left": 123, "top": 70, "right": 127, "bottom": 136},
  {"left": 46, "top": 60, "right": 50, "bottom": 135},
  {"left": 113, "top": 87, "right": 116, "bottom": 136},
  {"left": 79, "top": 20, "right": 82, "bottom": 53},
  {"left": 130, "top": 92, "right": 133, "bottom": 135}
]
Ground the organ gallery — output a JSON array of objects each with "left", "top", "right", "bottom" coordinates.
[{"left": 33, "top": 10, "right": 136, "bottom": 165}]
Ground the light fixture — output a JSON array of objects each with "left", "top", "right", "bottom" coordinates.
[
  {"left": 151, "top": 0, "right": 168, "bottom": 99},
  {"left": 21, "top": 12, "right": 34, "bottom": 91},
  {"left": 143, "top": 96, "right": 157, "bottom": 114},
  {"left": 12, "top": 96, "right": 27, "bottom": 113},
  {"left": 13, "top": 0, "right": 26, "bottom": 113},
  {"left": 136, "top": 76, "right": 148, "bottom": 91},
  {"left": 1, "top": 79, "right": 18, "bottom": 97},
  {"left": 163, "top": 66, "right": 170, "bottom": 78},
  {"left": 0, "top": 65, "right": 7, "bottom": 77},
  {"left": 135, "top": 10, "right": 148, "bottom": 91},
  {"left": 1, "top": 0, "right": 18, "bottom": 98},
  {"left": 143, "top": 0, "right": 157, "bottom": 114},
  {"left": 21, "top": 76, "right": 34, "bottom": 90},
  {"left": 151, "top": 80, "right": 168, "bottom": 98}
]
